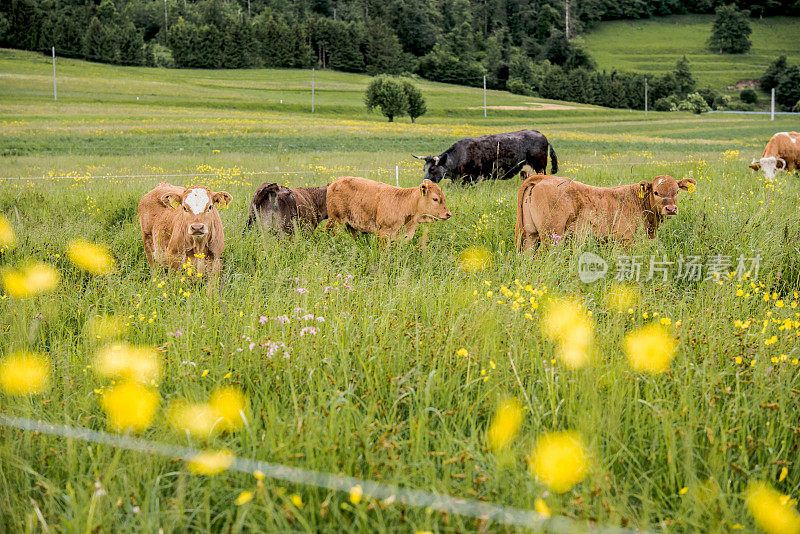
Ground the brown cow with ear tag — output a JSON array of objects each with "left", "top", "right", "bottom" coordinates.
[
  {"left": 138, "top": 182, "right": 233, "bottom": 282},
  {"left": 515, "top": 172, "right": 695, "bottom": 251}
]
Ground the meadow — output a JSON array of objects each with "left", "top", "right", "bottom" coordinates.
[
  {"left": 1, "top": 49, "right": 800, "bottom": 532},
  {"left": 582, "top": 15, "right": 800, "bottom": 92}
]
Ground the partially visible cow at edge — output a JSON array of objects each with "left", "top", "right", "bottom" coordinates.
[
  {"left": 413, "top": 129, "right": 557, "bottom": 184},
  {"left": 326, "top": 176, "right": 451, "bottom": 243},
  {"left": 246, "top": 183, "right": 328, "bottom": 235},
  {"left": 515, "top": 171, "right": 695, "bottom": 251},
  {"left": 749, "top": 131, "right": 800, "bottom": 178},
  {"left": 138, "top": 182, "right": 233, "bottom": 282}
]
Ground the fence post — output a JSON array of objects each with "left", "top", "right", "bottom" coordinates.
[
  {"left": 483, "top": 75, "right": 487, "bottom": 118},
  {"left": 52, "top": 47, "right": 57, "bottom": 102},
  {"left": 311, "top": 68, "right": 315, "bottom": 113},
  {"left": 771, "top": 88, "right": 775, "bottom": 121},
  {"left": 644, "top": 78, "right": 647, "bottom": 118}
]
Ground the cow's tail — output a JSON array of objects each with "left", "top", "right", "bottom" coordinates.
[
  {"left": 246, "top": 183, "right": 280, "bottom": 231},
  {"left": 548, "top": 143, "right": 558, "bottom": 175},
  {"left": 515, "top": 174, "right": 547, "bottom": 251}
]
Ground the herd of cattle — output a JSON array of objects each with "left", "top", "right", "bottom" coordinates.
[{"left": 136, "top": 129, "right": 799, "bottom": 280}]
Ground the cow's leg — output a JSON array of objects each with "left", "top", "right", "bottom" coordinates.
[
  {"left": 142, "top": 232, "right": 155, "bottom": 267},
  {"left": 345, "top": 223, "right": 360, "bottom": 240}
]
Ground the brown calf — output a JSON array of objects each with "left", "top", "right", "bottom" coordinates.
[
  {"left": 246, "top": 183, "right": 328, "bottom": 235},
  {"left": 515, "top": 173, "right": 695, "bottom": 251},
  {"left": 748, "top": 131, "right": 800, "bottom": 179},
  {"left": 325, "top": 176, "right": 451, "bottom": 242},
  {"left": 138, "top": 182, "right": 233, "bottom": 280}
]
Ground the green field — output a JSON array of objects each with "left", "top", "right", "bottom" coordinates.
[
  {"left": 582, "top": 15, "right": 800, "bottom": 91},
  {"left": 2, "top": 49, "right": 800, "bottom": 533}
]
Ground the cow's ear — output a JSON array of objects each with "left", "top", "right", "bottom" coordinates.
[
  {"left": 420, "top": 181, "right": 429, "bottom": 196},
  {"left": 160, "top": 193, "right": 182, "bottom": 209},
  {"left": 213, "top": 191, "right": 232, "bottom": 209},
  {"left": 748, "top": 163, "right": 760, "bottom": 171},
  {"left": 678, "top": 178, "right": 696, "bottom": 193},
  {"left": 438, "top": 153, "right": 447, "bottom": 166},
  {"left": 637, "top": 181, "right": 652, "bottom": 199}
]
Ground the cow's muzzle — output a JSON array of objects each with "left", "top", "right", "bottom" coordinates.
[
  {"left": 189, "top": 224, "right": 208, "bottom": 236},
  {"left": 663, "top": 207, "right": 678, "bottom": 218}
]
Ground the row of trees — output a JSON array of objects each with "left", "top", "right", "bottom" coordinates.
[{"left": 760, "top": 56, "right": 800, "bottom": 111}]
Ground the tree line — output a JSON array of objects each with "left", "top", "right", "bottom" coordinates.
[{"left": 2, "top": 0, "right": 799, "bottom": 111}]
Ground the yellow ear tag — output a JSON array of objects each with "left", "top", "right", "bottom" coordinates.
[
  {"left": 170, "top": 198, "right": 180, "bottom": 209},
  {"left": 638, "top": 185, "right": 645, "bottom": 199},
  {"left": 217, "top": 201, "right": 229, "bottom": 210},
  {"left": 686, "top": 182, "right": 696, "bottom": 194}
]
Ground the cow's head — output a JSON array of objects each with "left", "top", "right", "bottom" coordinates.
[
  {"left": 638, "top": 175, "right": 695, "bottom": 219},
  {"left": 413, "top": 154, "right": 449, "bottom": 183},
  {"left": 160, "top": 185, "right": 232, "bottom": 238},
  {"left": 418, "top": 179, "right": 451, "bottom": 221},
  {"left": 749, "top": 156, "right": 786, "bottom": 179}
]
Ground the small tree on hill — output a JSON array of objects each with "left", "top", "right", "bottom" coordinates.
[
  {"left": 707, "top": 4, "right": 752, "bottom": 54},
  {"left": 776, "top": 66, "right": 800, "bottom": 110},
  {"left": 365, "top": 76, "right": 408, "bottom": 122},
  {"left": 760, "top": 56, "right": 788, "bottom": 92},
  {"left": 402, "top": 81, "right": 427, "bottom": 123},
  {"left": 673, "top": 56, "right": 696, "bottom": 98}
]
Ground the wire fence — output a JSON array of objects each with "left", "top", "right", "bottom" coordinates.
[{"left": 0, "top": 414, "right": 638, "bottom": 534}]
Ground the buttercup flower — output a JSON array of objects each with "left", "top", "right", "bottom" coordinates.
[
  {"left": 528, "top": 431, "right": 589, "bottom": 494},
  {"left": 624, "top": 323, "right": 677, "bottom": 374},
  {"left": 101, "top": 382, "right": 159, "bottom": 433},
  {"left": 487, "top": 397, "right": 523, "bottom": 451},
  {"left": 0, "top": 351, "right": 49, "bottom": 395}
]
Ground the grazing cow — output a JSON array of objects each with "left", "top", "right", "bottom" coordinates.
[
  {"left": 412, "top": 129, "right": 557, "bottom": 184},
  {"left": 749, "top": 131, "right": 800, "bottom": 178},
  {"left": 246, "top": 183, "right": 328, "bottom": 235},
  {"left": 138, "top": 182, "right": 233, "bottom": 280},
  {"left": 515, "top": 173, "right": 696, "bottom": 250},
  {"left": 326, "top": 176, "right": 451, "bottom": 243}
]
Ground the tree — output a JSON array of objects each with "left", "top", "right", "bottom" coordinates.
[
  {"left": 775, "top": 65, "right": 800, "bottom": 110},
  {"left": 760, "top": 56, "right": 788, "bottom": 91},
  {"left": 402, "top": 80, "right": 426, "bottom": 123},
  {"left": 365, "top": 76, "right": 408, "bottom": 122},
  {"left": 364, "top": 22, "right": 405, "bottom": 75},
  {"left": 707, "top": 5, "right": 752, "bottom": 54},
  {"left": 740, "top": 88, "right": 757, "bottom": 104},
  {"left": 673, "top": 56, "right": 696, "bottom": 97}
]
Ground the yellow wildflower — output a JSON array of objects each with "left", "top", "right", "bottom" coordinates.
[
  {"left": 624, "top": 323, "right": 676, "bottom": 374},
  {"left": 458, "top": 247, "right": 493, "bottom": 272},
  {"left": 0, "top": 215, "right": 17, "bottom": 250},
  {"left": 188, "top": 449, "right": 234, "bottom": 475},
  {"left": 2, "top": 262, "right": 59, "bottom": 299},
  {"left": 290, "top": 494, "right": 304, "bottom": 508},
  {"left": 209, "top": 386, "right": 248, "bottom": 431},
  {"left": 534, "top": 498, "right": 551, "bottom": 518},
  {"left": 528, "top": 431, "right": 589, "bottom": 494},
  {"left": 66, "top": 239, "right": 115, "bottom": 275},
  {"left": 235, "top": 491, "right": 254, "bottom": 505},
  {"left": 746, "top": 481, "right": 800, "bottom": 534},
  {"left": 100, "top": 382, "right": 159, "bottom": 433},
  {"left": 0, "top": 351, "right": 49, "bottom": 395},
  {"left": 349, "top": 485, "right": 363, "bottom": 504},
  {"left": 94, "top": 344, "right": 160, "bottom": 383},
  {"left": 487, "top": 397, "right": 523, "bottom": 451}
]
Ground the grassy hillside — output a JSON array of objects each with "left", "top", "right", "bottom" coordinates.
[
  {"left": 582, "top": 15, "right": 800, "bottom": 91},
  {"left": 2, "top": 49, "right": 800, "bottom": 533}
]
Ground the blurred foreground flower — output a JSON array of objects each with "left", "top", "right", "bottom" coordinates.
[
  {"left": 0, "top": 215, "right": 17, "bottom": 250},
  {"left": 487, "top": 397, "right": 523, "bottom": 451},
  {"left": 542, "top": 299, "right": 593, "bottom": 369},
  {"left": 624, "top": 323, "right": 676, "bottom": 374},
  {"left": 528, "top": 431, "right": 589, "bottom": 494},
  {"left": 94, "top": 344, "right": 160, "bottom": 383},
  {"left": 188, "top": 449, "right": 234, "bottom": 475},
  {"left": 604, "top": 284, "right": 638, "bottom": 312},
  {"left": 458, "top": 247, "right": 493, "bottom": 272},
  {"left": 100, "top": 382, "right": 159, "bottom": 433},
  {"left": 235, "top": 491, "right": 254, "bottom": 505},
  {"left": 66, "top": 239, "right": 115, "bottom": 275},
  {"left": 746, "top": 481, "right": 800, "bottom": 534},
  {"left": 0, "top": 351, "right": 49, "bottom": 395},
  {"left": 349, "top": 485, "right": 363, "bottom": 504},
  {"left": 534, "top": 498, "right": 551, "bottom": 518},
  {"left": 170, "top": 387, "right": 248, "bottom": 438},
  {"left": 86, "top": 315, "right": 129, "bottom": 340},
  {"left": 2, "top": 263, "right": 59, "bottom": 299}
]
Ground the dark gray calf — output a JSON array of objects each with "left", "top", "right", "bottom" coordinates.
[
  {"left": 413, "top": 129, "right": 557, "bottom": 184},
  {"left": 246, "top": 183, "right": 328, "bottom": 235}
]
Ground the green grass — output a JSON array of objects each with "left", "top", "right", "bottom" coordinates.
[
  {"left": 582, "top": 15, "right": 800, "bottom": 91},
  {"left": 1, "top": 49, "right": 800, "bottom": 533}
]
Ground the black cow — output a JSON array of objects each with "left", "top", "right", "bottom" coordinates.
[
  {"left": 413, "top": 129, "right": 558, "bottom": 184},
  {"left": 246, "top": 183, "right": 328, "bottom": 235}
]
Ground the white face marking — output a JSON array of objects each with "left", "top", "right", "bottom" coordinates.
[
  {"left": 185, "top": 188, "right": 210, "bottom": 214},
  {"left": 760, "top": 157, "right": 779, "bottom": 179}
]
